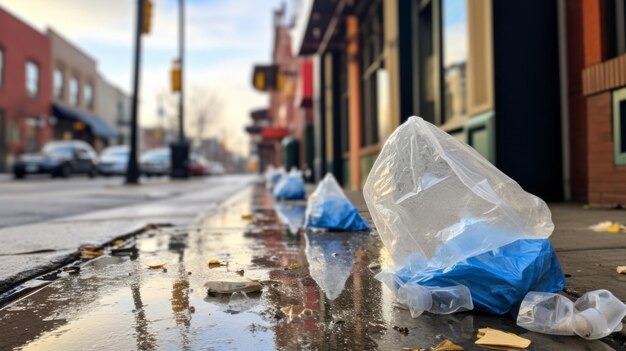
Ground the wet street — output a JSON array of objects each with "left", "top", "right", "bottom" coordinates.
[{"left": 1, "top": 184, "right": 624, "bottom": 350}]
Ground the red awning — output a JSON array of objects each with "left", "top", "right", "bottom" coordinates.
[{"left": 261, "top": 127, "right": 289, "bottom": 140}]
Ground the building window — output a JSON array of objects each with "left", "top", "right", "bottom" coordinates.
[
  {"left": 360, "top": 0, "right": 384, "bottom": 147},
  {"left": 613, "top": 87, "right": 626, "bottom": 165},
  {"left": 25, "top": 61, "right": 39, "bottom": 98},
  {"left": 69, "top": 77, "right": 79, "bottom": 106},
  {"left": 606, "top": 0, "right": 626, "bottom": 59},
  {"left": 25, "top": 117, "right": 40, "bottom": 152},
  {"left": 0, "top": 48, "right": 4, "bottom": 88},
  {"left": 442, "top": 0, "right": 468, "bottom": 121},
  {"left": 54, "top": 68, "right": 64, "bottom": 100},
  {"left": 84, "top": 84, "right": 93, "bottom": 110}
]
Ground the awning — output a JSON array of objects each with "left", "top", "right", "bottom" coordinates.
[
  {"left": 52, "top": 103, "right": 117, "bottom": 139},
  {"left": 262, "top": 127, "right": 289, "bottom": 140}
]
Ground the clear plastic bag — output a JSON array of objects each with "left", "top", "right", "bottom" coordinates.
[
  {"left": 363, "top": 116, "right": 553, "bottom": 272},
  {"left": 517, "top": 290, "right": 626, "bottom": 340},
  {"left": 273, "top": 169, "right": 305, "bottom": 200},
  {"left": 397, "top": 282, "right": 473, "bottom": 318},
  {"left": 304, "top": 173, "right": 368, "bottom": 231},
  {"left": 364, "top": 116, "right": 562, "bottom": 316}
]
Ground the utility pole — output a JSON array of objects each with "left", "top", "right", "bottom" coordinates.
[
  {"left": 170, "top": 0, "right": 190, "bottom": 178},
  {"left": 125, "top": 0, "right": 146, "bottom": 184}
]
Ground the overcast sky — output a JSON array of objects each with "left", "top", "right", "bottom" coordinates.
[{"left": 0, "top": 0, "right": 284, "bottom": 155}]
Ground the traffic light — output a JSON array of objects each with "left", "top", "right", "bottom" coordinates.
[
  {"left": 251, "top": 65, "right": 283, "bottom": 91},
  {"left": 171, "top": 60, "right": 181, "bottom": 92},
  {"left": 142, "top": 0, "right": 152, "bottom": 34}
]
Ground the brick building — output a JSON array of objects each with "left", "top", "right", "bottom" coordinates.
[{"left": 0, "top": 6, "right": 52, "bottom": 171}]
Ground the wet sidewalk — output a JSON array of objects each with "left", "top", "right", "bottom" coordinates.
[{"left": 1, "top": 182, "right": 625, "bottom": 350}]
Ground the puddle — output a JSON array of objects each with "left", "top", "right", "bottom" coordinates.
[{"left": 0, "top": 185, "right": 620, "bottom": 351}]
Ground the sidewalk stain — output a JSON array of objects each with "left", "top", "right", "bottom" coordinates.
[{"left": 0, "top": 185, "right": 622, "bottom": 350}]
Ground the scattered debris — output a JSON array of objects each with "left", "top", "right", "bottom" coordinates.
[
  {"left": 111, "top": 247, "right": 138, "bottom": 256},
  {"left": 241, "top": 214, "right": 254, "bottom": 220},
  {"left": 79, "top": 244, "right": 102, "bottom": 252},
  {"left": 392, "top": 325, "right": 409, "bottom": 335},
  {"left": 285, "top": 262, "right": 299, "bottom": 270},
  {"left": 280, "top": 305, "right": 315, "bottom": 321},
  {"left": 432, "top": 339, "right": 464, "bottom": 351},
  {"left": 589, "top": 221, "right": 626, "bottom": 233},
  {"left": 113, "top": 239, "right": 123, "bottom": 246},
  {"left": 331, "top": 252, "right": 339, "bottom": 257},
  {"left": 208, "top": 259, "right": 225, "bottom": 268},
  {"left": 475, "top": 328, "right": 531, "bottom": 349},
  {"left": 62, "top": 266, "right": 80, "bottom": 274},
  {"left": 80, "top": 250, "right": 103, "bottom": 260},
  {"left": 188, "top": 306, "right": 195, "bottom": 313},
  {"left": 368, "top": 261, "right": 381, "bottom": 271},
  {"left": 204, "top": 278, "right": 262, "bottom": 294},
  {"left": 617, "top": 266, "right": 626, "bottom": 274},
  {"left": 235, "top": 269, "right": 245, "bottom": 276},
  {"left": 402, "top": 348, "right": 426, "bottom": 351},
  {"left": 188, "top": 271, "right": 193, "bottom": 275},
  {"left": 147, "top": 263, "right": 166, "bottom": 269}
]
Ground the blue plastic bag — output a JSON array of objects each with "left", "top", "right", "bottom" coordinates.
[
  {"left": 273, "top": 170, "right": 305, "bottom": 200},
  {"left": 394, "top": 239, "right": 566, "bottom": 315},
  {"left": 304, "top": 173, "right": 368, "bottom": 231}
]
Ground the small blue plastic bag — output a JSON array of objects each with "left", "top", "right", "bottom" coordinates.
[
  {"left": 304, "top": 173, "right": 368, "bottom": 231},
  {"left": 273, "top": 169, "right": 305, "bottom": 200},
  {"left": 380, "top": 239, "right": 566, "bottom": 316}
]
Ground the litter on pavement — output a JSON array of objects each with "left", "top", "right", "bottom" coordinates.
[
  {"left": 304, "top": 173, "right": 368, "bottom": 231},
  {"left": 588, "top": 221, "right": 626, "bottom": 233},
  {"left": 617, "top": 266, "right": 626, "bottom": 274},
  {"left": 517, "top": 289, "right": 626, "bottom": 339},
  {"left": 273, "top": 169, "right": 305, "bottom": 200},
  {"left": 475, "top": 328, "right": 531, "bottom": 349},
  {"left": 204, "top": 277, "right": 263, "bottom": 294},
  {"left": 280, "top": 305, "right": 315, "bottom": 321},
  {"left": 363, "top": 116, "right": 564, "bottom": 316}
]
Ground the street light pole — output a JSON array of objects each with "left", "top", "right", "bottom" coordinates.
[
  {"left": 125, "top": 0, "right": 144, "bottom": 185},
  {"left": 170, "top": 0, "right": 190, "bottom": 178},
  {"left": 178, "top": 0, "right": 185, "bottom": 142}
]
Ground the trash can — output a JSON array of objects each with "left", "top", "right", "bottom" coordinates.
[
  {"left": 170, "top": 141, "right": 190, "bottom": 178},
  {"left": 282, "top": 136, "right": 299, "bottom": 171}
]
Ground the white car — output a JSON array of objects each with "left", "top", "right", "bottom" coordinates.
[
  {"left": 98, "top": 146, "right": 129, "bottom": 176},
  {"left": 140, "top": 148, "right": 171, "bottom": 177}
]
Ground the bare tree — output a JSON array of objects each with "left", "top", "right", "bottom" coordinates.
[{"left": 188, "top": 88, "right": 222, "bottom": 143}]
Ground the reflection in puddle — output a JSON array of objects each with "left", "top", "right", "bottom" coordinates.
[
  {"left": 274, "top": 203, "right": 306, "bottom": 234},
  {"left": 305, "top": 230, "right": 371, "bottom": 300}
]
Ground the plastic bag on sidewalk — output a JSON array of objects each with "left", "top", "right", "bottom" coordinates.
[
  {"left": 273, "top": 169, "right": 305, "bottom": 200},
  {"left": 364, "top": 116, "right": 562, "bottom": 315},
  {"left": 517, "top": 289, "right": 626, "bottom": 339},
  {"left": 304, "top": 173, "right": 368, "bottom": 231},
  {"left": 265, "top": 166, "right": 285, "bottom": 190}
]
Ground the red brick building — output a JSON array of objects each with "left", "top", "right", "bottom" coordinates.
[
  {"left": 567, "top": 0, "right": 626, "bottom": 206},
  {"left": 0, "top": 6, "right": 52, "bottom": 171}
]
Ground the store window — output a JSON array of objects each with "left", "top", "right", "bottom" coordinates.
[
  {"left": 0, "top": 48, "right": 4, "bottom": 88},
  {"left": 25, "top": 61, "right": 39, "bottom": 98},
  {"left": 360, "top": 0, "right": 383, "bottom": 147},
  {"left": 606, "top": 0, "right": 626, "bottom": 59},
  {"left": 84, "top": 84, "right": 93, "bottom": 110},
  {"left": 69, "top": 77, "right": 79, "bottom": 106},
  {"left": 54, "top": 68, "right": 64, "bottom": 100},
  {"left": 442, "top": 0, "right": 468, "bottom": 121},
  {"left": 613, "top": 87, "right": 626, "bottom": 165}
]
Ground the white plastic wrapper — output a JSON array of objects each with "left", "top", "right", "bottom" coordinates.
[{"left": 363, "top": 116, "right": 553, "bottom": 274}]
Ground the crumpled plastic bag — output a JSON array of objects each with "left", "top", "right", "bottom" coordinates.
[
  {"left": 304, "top": 173, "right": 368, "bottom": 231},
  {"left": 273, "top": 169, "right": 305, "bottom": 200},
  {"left": 265, "top": 165, "right": 285, "bottom": 190},
  {"left": 364, "top": 116, "right": 562, "bottom": 315}
]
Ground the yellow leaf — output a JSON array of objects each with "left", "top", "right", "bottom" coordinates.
[
  {"left": 617, "top": 266, "right": 626, "bottom": 274},
  {"left": 288, "top": 263, "right": 299, "bottom": 270},
  {"left": 433, "top": 339, "right": 464, "bottom": 351},
  {"left": 208, "top": 259, "right": 222, "bottom": 268},
  {"left": 475, "top": 328, "right": 531, "bottom": 349},
  {"left": 80, "top": 251, "right": 103, "bottom": 259},
  {"left": 241, "top": 214, "right": 253, "bottom": 220},
  {"left": 147, "top": 263, "right": 166, "bottom": 269},
  {"left": 113, "top": 240, "right": 123, "bottom": 246}
]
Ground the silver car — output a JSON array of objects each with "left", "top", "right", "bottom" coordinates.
[
  {"left": 140, "top": 148, "right": 171, "bottom": 177},
  {"left": 98, "top": 146, "right": 129, "bottom": 176}
]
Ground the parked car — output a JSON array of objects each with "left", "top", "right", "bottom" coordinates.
[
  {"left": 13, "top": 140, "right": 99, "bottom": 179},
  {"left": 98, "top": 145, "right": 129, "bottom": 176},
  {"left": 189, "top": 153, "right": 211, "bottom": 176},
  {"left": 140, "top": 148, "right": 171, "bottom": 177},
  {"left": 210, "top": 162, "right": 225, "bottom": 176}
]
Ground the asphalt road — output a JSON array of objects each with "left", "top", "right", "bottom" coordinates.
[{"left": 0, "top": 175, "right": 214, "bottom": 229}]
